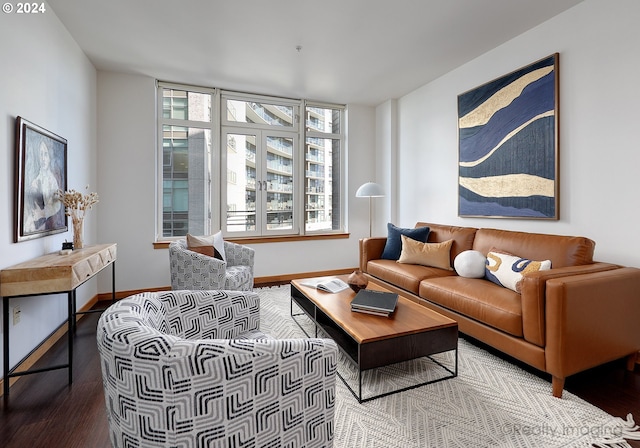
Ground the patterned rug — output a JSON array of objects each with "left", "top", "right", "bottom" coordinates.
[{"left": 256, "top": 285, "right": 640, "bottom": 448}]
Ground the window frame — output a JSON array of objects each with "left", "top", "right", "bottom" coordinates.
[
  {"left": 156, "top": 82, "right": 346, "bottom": 241},
  {"left": 156, "top": 82, "right": 218, "bottom": 240},
  {"left": 220, "top": 91, "right": 301, "bottom": 237},
  {"left": 303, "top": 100, "right": 346, "bottom": 235}
]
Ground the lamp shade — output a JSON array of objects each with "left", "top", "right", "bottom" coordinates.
[{"left": 355, "top": 182, "right": 384, "bottom": 198}]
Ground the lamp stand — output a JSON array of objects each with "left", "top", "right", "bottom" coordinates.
[
  {"left": 368, "top": 196, "right": 373, "bottom": 238},
  {"left": 355, "top": 182, "right": 384, "bottom": 239}
]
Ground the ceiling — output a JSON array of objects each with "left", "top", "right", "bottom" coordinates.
[{"left": 48, "top": 0, "right": 582, "bottom": 106}]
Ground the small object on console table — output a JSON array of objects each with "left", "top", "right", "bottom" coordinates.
[{"left": 60, "top": 240, "right": 74, "bottom": 255}]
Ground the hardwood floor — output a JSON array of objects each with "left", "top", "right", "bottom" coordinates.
[
  {"left": 2, "top": 305, "right": 639, "bottom": 448},
  {"left": 1, "top": 309, "right": 111, "bottom": 448}
]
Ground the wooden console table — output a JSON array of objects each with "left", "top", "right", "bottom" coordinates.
[{"left": 1, "top": 243, "right": 116, "bottom": 398}]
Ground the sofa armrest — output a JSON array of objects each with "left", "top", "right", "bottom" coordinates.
[
  {"left": 359, "top": 237, "right": 387, "bottom": 272},
  {"left": 519, "top": 262, "right": 620, "bottom": 346},
  {"left": 544, "top": 267, "right": 640, "bottom": 382}
]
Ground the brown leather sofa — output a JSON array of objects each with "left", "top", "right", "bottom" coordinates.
[{"left": 359, "top": 222, "right": 640, "bottom": 398}]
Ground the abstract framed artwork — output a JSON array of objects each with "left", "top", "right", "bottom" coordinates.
[
  {"left": 15, "top": 116, "right": 68, "bottom": 242},
  {"left": 458, "top": 53, "right": 559, "bottom": 219}
]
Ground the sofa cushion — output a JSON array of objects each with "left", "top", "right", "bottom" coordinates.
[
  {"left": 472, "top": 228, "right": 594, "bottom": 268},
  {"left": 397, "top": 236, "right": 454, "bottom": 270},
  {"left": 367, "top": 259, "right": 456, "bottom": 295},
  {"left": 485, "top": 250, "right": 551, "bottom": 293},
  {"left": 420, "top": 276, "right": 523, "bottom": 337},
  {"left": 381, "top": 223, "right": 430, "bottom": 260},
  {"left": 416, "top": 222, "right": 477, "bottom": 265}
]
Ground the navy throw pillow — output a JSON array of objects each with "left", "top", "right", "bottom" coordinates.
[{"left": 380, "top": 223, "right": 430, "bottom": 260}]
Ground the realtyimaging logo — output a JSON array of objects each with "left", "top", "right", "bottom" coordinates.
[{"left": 501, "top": 422, "right": 625, "bottom": 438}]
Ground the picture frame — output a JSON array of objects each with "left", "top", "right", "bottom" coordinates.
[
  {"left": 15, "top": 117, "right": 68, "bottom": 242},
  {"left": 458, "top": 53, "right": 559, "bottom": 219}
]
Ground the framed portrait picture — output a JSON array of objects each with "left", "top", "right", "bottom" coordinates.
[
  {"left": 458, "top": 53, "right": 559, "bottom": 219},
  {"left": 15, "top": 117, "right": 68, "bottom": 242}
]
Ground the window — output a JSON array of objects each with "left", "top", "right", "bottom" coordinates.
[
  {"left": 304, "top": 105, "right": 343, "bottom": 233},
  {"left": 157, "top": 83, "right": 345, "bottom": 240},
  {"left": 221, "top": 94, "right": 299, "bottom": 236},
  {"left": 158, "top": 84, "right": 214, "bottom": 237}
]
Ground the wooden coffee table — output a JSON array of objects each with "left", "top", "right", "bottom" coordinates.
[{"left": 291, "top": 276, "right": 458, "bottom": 403}]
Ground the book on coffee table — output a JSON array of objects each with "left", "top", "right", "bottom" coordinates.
[
  {"left": 351, "top": 289, "right": 398, "bottom": 316},
  {"left": 300, "top": 277, "right": 350, "bottom": 293}
]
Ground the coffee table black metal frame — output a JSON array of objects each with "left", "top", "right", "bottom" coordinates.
[{"left": 291, "top": 283, "right": 458, "bottom": 403}]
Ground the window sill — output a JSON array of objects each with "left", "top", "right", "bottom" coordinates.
[{"left": 153, "top": 232, "right": 350, "bottom": 249}]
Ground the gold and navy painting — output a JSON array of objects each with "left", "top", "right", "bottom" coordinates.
[{"left": 458, "top": 53, "right": 559, "bottom": 219}]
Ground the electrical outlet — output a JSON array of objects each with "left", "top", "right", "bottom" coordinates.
[{"left": 13, "top": 305, "right": 21, "bottom": 326}]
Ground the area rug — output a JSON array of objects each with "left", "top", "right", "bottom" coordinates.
[{"left": 256, "top": 285, "right": 639, "bottom": 448}]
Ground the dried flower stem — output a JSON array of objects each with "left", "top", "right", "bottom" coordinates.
[{"left": 56, "top": 186, "right": 99, "bottom": 221}]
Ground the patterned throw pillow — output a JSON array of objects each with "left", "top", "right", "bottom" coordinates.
[
  {"left": 485, "top": 250, "right": 551, "bottom": 293},
  {"left": 381, "top": 223, "right": 430, "bottom": 260},
  {"left": 186, "top": 232, "right": 225, "bottom": 261},
  {"left": 397, "top": 235, "right": 454, "bottom": 270}
]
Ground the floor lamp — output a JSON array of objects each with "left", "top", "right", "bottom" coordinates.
[{"left": 356, "top": 182, "right": 385, "bottom": 237}]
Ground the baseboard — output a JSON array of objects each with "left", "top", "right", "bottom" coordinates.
[{"left": 96, "top": 286, "right": 170, "bottom": 302}]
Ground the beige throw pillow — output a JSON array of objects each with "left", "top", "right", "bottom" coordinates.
[
  {"left": 397, "top": 235, "right": 454, "bottom": 270},
  {"left": 186, "top": 232, "right": 225, "bottom": 260}
]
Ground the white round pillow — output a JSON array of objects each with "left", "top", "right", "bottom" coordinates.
[{"left": 454, "top": 250, "right": 486, "bottom": 278}]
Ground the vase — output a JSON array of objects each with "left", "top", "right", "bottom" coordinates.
[
  {"left": 72, "top": 216, "right": 84, "bottom": 249},
  {"left": 347, "top": 269, "right": 368, "bottom": 292}
]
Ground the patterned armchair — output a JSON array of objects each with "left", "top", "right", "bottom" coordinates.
[
  {"left": 97, "top": 290, "right": 338, "bottom": 448},
  {"left": 169, "top": 239, "right": 255, "bottom": 291}
]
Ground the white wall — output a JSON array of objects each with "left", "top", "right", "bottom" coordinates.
[
  {"left": 375, "top": 100, "right": 398, "bottom": 232},
  {"left": 386, "top": 0, "right": 640, "bottom": 267},
  {"left": 96, "top": 74, "right": 376, "bottom": 290},
  {"left": 0, "top": 13, "right": 97, "bottom": 370},
  {"left": 96, "top": 72, "right": 165, "bottom": 292}
]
